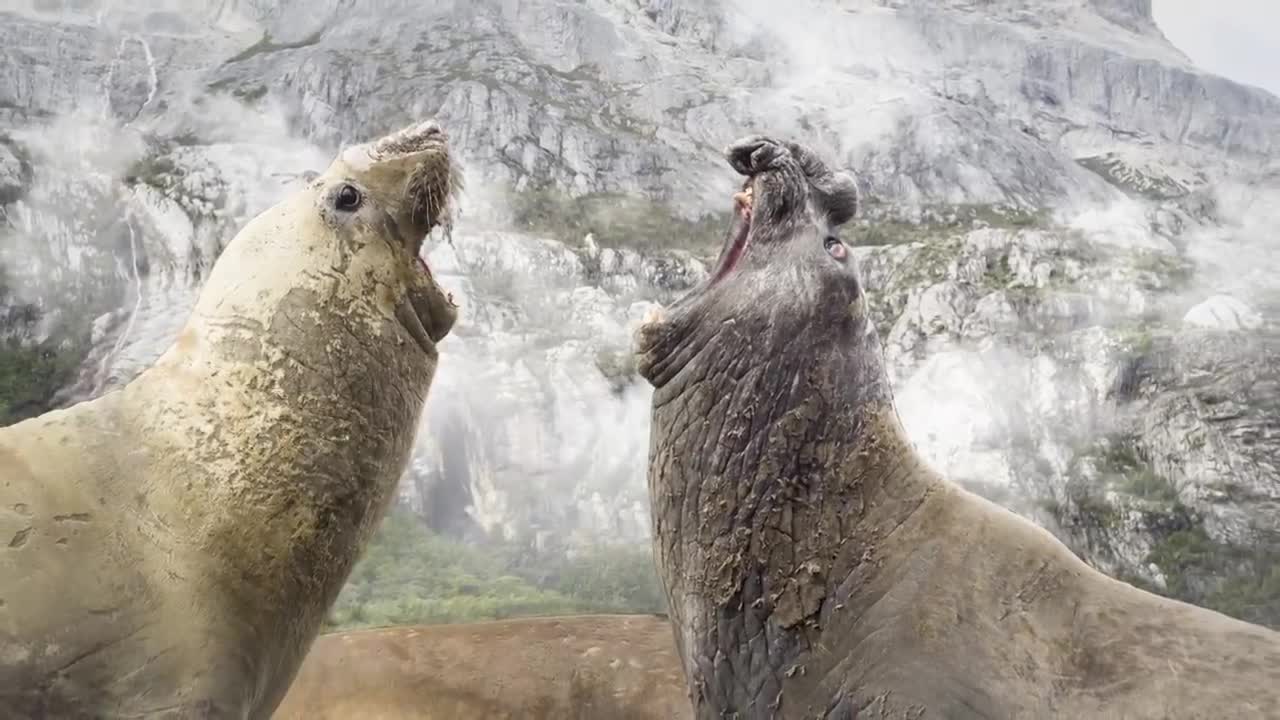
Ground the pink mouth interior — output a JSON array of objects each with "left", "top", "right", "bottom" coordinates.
[{"left": 708, "top": 187, "right": 753, "bottom": 286}]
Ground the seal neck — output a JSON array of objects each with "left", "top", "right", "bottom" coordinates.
[
  {"left": 646, "top": 301, "right": 939, "bottom": 713},
  {"left": 117, "top": 299, "right": 435, "bottom": 702}
]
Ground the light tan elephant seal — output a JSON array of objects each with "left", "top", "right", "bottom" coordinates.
[
  {"left": 634, "top": 135, "right": 1280, "bottom": 719},
  {"left": 273, "top": 614, "right": 692, "bottom": 720},
  {"left": 0, "top": 120, "right": 461, "bottom": 719}
]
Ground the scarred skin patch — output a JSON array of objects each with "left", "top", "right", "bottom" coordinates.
[
  {"left": 0, "top": 120, "right": 461, "bottom": 719},
  {"left": 635, "top": 136, "right": 1280, "bottom": 719}
]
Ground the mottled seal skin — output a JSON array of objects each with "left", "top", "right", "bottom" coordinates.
[
  {"left": 273, "top": 614, "right": 692, "bottom": 720},
  {"left": 0, "top": 121, "right": 461, "bottom": 719},
  {"left": 634, "top": 136, "right": 1280, "bottom": 719}
]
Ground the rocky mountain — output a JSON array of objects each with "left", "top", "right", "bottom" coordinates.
[{"left": 1, "top": 0, "right": 1277, "bottom": 626}]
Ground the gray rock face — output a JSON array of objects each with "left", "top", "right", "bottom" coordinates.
[
  {"left": 1182, "top": 296, "right": 1264, "bottom": 331},
  {"left": 1, "top": 0, "right": 1277, "bottom": 622},
  {"left": 0, "top": 139, "right": 30, "bottom": 206}
]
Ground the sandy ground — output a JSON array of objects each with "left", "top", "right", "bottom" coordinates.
[{"left": 273, "top": 613, "right": 692, "bottom": 719}]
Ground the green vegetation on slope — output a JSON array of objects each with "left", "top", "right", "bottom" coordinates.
[
  {"left": 505, "top": 195, "right": 1053, "bottom": 258},
  {"left": 122, "top": 153, "right": 179, "bottom": 190},
  {"left": 1146, "top": 525, "right": 1280, "bottom": 629},
  {"left": 1050, "top": 434, "right": 1280, "bottom": 629},
  {"left": 326, "top": 507, "right": 666, "bottom": 631},
  {"left": 847, "top": 202, "right": 1050, "bottom": 247},
  {"left": 506, "top": 187, "right": 730, "bottom": 254},
  {"left": 1094, "top": 436, "right": 1180, "bottom": 505},
  {"left": 0, "top": 267, "right": 93, "bottom": 427},
  {"left": 0, "top": 338, "right": 85, "bottom": 426}
]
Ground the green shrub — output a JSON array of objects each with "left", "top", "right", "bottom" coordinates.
[
  {"left": 1144, "top": 524, "right": 1280, "bottom": 628},
  {"left": 521, "top": 543, "right": 666, "bottom": 614},
  {"left": 326, "top": 507, "right": 667, "bottom": 631},
  {"left": 1146, "top": 526, "right": 1216, "bottom": 597},
  {"left": 0, "top": 338, "right": 86, "bottom": 427},
  {"left": 1208, "top": 561, "right": 1280, "bottom": 628}
]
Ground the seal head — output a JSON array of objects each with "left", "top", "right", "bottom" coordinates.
[
  {"left": 184, "top": 120, "right": 460, "bottom": 370},
  {"left": 636, "top": 136, "right": 868, "bottom": 398},
  {"left": 328, "top": 121, "right": 461, "bottom": 349}
]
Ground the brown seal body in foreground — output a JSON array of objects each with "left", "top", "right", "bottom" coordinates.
[
  {"left": 272, "top": 614, "right": 692, "bottom": 720},
  {"left": 0, "top": 121, "right": 461, "bottom": 719},
  {"left": 634, "top": 136, "right": 1280, "bottom": 719}
]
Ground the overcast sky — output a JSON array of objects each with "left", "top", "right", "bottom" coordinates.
[{"left": 1153, "top": 0, "right": 1280, "bottom": 97}]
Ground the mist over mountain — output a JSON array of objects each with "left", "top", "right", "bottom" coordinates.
[{"left": 1, "top": 0, "right": 1277, "bottom": 626}]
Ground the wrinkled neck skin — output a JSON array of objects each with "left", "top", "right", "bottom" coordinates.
[{"left": 638, "top": 138, "right": 937, "bottom": 717}]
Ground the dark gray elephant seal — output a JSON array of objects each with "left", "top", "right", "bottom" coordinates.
[
  {"left": 0, "top": 121, "right": 461, "bottom": 719},
  {"left": 634, "top": 136, "right": 1280, "bottom": 719}
]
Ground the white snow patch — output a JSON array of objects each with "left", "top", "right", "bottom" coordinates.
[{"left": 1182, "top": 295, "right": 1264, "bottom": 331}]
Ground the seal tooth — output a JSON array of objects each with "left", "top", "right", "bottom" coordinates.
[{"left": 642, "top": 305, "right": 666, "bottom": 327}]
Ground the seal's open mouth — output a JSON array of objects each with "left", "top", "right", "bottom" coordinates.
[
  {"left": 708, "top": 182, "right": 754, "bottom": 287},
  {"left": 636, "top": 134, "right": 862, "bottom": 386},
  {"left": 351, "top": 119, "right": 461, "bottom": 350},
  {"left": 402, "top": 236, "right": 456, "bottom": 351}
]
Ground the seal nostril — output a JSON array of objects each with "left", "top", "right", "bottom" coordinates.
[{"left": 725, "top": 135, "right": 789, "bottom": 176}]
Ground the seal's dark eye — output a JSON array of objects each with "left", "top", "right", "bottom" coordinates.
[
  {"left": 335, "top": 184, "right": 362, "bottom": 212},
  {"left": 824, "top": 235, "right": 847, "bottom": 261}
]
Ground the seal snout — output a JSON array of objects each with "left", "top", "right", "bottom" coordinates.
[
  {"left": 724, "top": 136, "right": 792, "bottom": 177},
  {"left": 340, "top": 119, "right": 462, "bottom": 351},
  {"left": 723, "top": 135, "right": 859, "bottom": 227},
  {"left": 373, "top": 120, "right": 448, "bottom": 159},
  {"left": 383, "top": 121, "right": 460, "bottom": 260}
]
